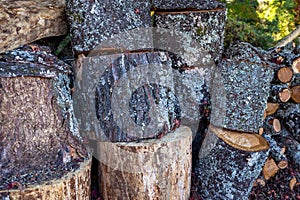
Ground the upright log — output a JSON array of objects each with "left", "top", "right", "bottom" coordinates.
[
  {"left": 98, "top": 126, "right": 192, "bottom": 200},
  {"left": 66, "top": 0, "right": 152, "bottom": 54},
  {"left": 153, "top": 0, "right": 226, "bottom": 63},
  {"left": 0, "top": 0, "right": 68, "bottom": 53},
  {"left": 0, "top": 45, "right": 90, "bottom": 199},
  {"left": 210, "top": 43, "right": 274, "bottom": 133}
]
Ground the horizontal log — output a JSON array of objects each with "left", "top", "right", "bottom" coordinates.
[
  {"left": 265, "top": 103, "right": 279, "bottom": 116},
  {"left": 0, "top": 0, "right": 67, "bottom": 53},
  {"left": 291, "top": 85, "right": 300, "bottom": 103},
  {"left": 97, "top": 126, "right": 192, "bottom": 200},
  {"left": 277, "top": 66, "right": 294, "bottom": 83},
  {"left": 292, "top": 57, "right": 300, "bottom": 73},
  {"left": 66, "top": 0, "right": 152, "bottom": 54}
]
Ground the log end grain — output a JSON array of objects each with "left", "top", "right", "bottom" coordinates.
[
  {"left": 291, "top": 85, "right": 300, "bottom": 103},
  {"left": 277, "top": 67, "right": 294, "bottom": 83}
]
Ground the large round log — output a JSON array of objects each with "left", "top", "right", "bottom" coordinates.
[
  {"left": 0, "top": 45, "right": 89, "bottom": 198},
  {"left": 97, "top": 126, "right": 192, "bottom": 200}
]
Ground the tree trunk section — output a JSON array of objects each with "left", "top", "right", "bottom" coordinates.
[
  {"left": 153, "top": 5, "right": 226, "bottom": 63},
  {"left": 0, "top": 0, "right": 68, "bottom": 53},
  {"left": 0, "top": 45, "right": 89, "bottom": 198},
  {"left": 97, "top": 126, "right": 192, "bottom": 200},
  {"left": 196, "top": 124, "right": 269, "bottom": 199},
  {"left": 210, "top": 43, "right": 274, "bottom": 133},
  {"left": 66, "top": 0, "right": 152, "bottom": 54}
]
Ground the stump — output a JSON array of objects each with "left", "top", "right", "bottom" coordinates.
[
  {"left": 0, "top": 0, "right": 67, "bottom": 53},
  {"left": 97, "top": 126, "right": 192, "bottom": 200},
  {"left": 0, "top": 45, "right": 90, "bottom": 198},
  {"left": 153, "top": 1, "right": 226, "bottom": 63}
]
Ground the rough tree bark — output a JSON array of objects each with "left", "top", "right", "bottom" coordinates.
[
  {"left": 153, "top": 1, "right": 226, "bottom": 63},
  {"left": 0, "top": 45, "right": 90, "bottom": 199},
  {"left": 97, "top": 126, "right": 192, "bottom": 200},
  {"left": 66, "top": 0, "right": 152, "bottom": 54},
  {"left": 0, "top": 0, "right": 68, "bottom": 53}
]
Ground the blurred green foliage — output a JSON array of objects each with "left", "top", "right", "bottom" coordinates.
[{"left": 221, "top": 0, "right": 299, "bottom": 49}]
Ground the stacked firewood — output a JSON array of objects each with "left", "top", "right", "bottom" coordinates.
[{"left": 250, "top": 45, "right": 300, "bottom": 198}]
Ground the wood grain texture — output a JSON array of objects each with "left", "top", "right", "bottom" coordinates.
[
  {"left": 97, "top": 126, "right": 192, "bottom": 200},
  {"left": 0, "top": 0, "right": 67, "bottom": 53}
]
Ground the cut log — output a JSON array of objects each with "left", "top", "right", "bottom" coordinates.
[
  {"left": 152, "top": 0, "right": 225, "bottom": 10},
  {"left": 97, "top": 126, "right": 192, "bottom": 200},
  {"left": 277, "top": 160, "right": 288, "bottom": 169},
  {"left": 291, "top": 85, "right": 300, "bottom": 103},
  {"left": 277, "top": 66, "right": 294, "bottom": 83},
  {"left": 0, "top": 157, "right": 91, "bottom": 200},
  {"left": 209, "top": 124, "right": 269, "bottom": 152},
  {"left": 269, "top": 84, "right": 291, "bottom": 103},
  {"left": 0, "top": 0, "right": 67, "bottom": 53},
  {"left": 66, "top": 0, "right": 152, "bottom": 54},
  {"left": 272, "top": 118, "right": 282, "bottom": 133},
  {"left": 196, "top": 124, "right": 269, "bottom": 199},
  {"left": 279, "top": 88, "right": 292, "bottom": 102},
  {"left": 265, "top": 103, "right": 279, "bottom": 116},
  {"left": 292, "top": 57, "right": 300, "bottom": 73},
  {"left": 210, "top": 43, "right": 274, "bottom": 133},
  {"left": 0, "top": 45, "right": 89, "bottom": 196},
  {"left": 262, "top": 157, "right": 279, "bottom": 180},
  {"left": 73, "top": 51, "right": 211, "bottom": 142},
  {"left": 153, "top": 3, "right": 226, "bottom": 63}
]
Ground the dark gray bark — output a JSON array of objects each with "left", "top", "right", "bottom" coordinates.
[
  {"left": 154, "top": 7, "right": 226, "bottom": 63},
  {"left": 210, "top": 43, "right": 274, "bottom": 133},
  {"left": 152, "top": 0, "right": 225, "bottom": 10},
  {"left": 66, "top": 0, "right": 152, "bottom": 54}
]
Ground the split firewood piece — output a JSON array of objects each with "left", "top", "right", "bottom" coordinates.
[
  {"left": 66, "top": 0, "right": 152, "bottom": 54},
  {"left": 209, "top": 124, "right": 269, "bottom": 152},
  {"left": 210, "top": 43, "right": 274, "bottom": 133},
  {"left": 269, "top": 85, "right": 291, "bottom": 103},
  {"left": 277, "top": 66, "right": 294, "bottom": 83},
  {"left": 279, "top": 88, "right": 292, "bottom": 102},
  {"left": 291, "top": 85, "right": 300, "bottom": 103},
  {"left": 272, "top": 118, "right": 282, "bottom": 133},
  {"left": 196, "top": 126, "right": 269, "bottom": 199},
  {"left": 290, "top": 177, "right": 297, "bottom": 191},
  {"left": 292, "top": 57, "right": 300, "bottom": 73},
  {"left": 263, "top": 158, "right": 279, "bottom": 180},
  {"left": 265, "top": 103, "right": 279, "bottom": 116},
  {"left": 0, "top": 45, "right": 89, "bottom": 196},
  {"left": 97, "top": 126, "right": 192, "bottom": 200},
  {"left": 277, "top": 160, "right": 288, "bottom": 169},
  {"left": 153, "top": 1, "right": 226, "bottom": 63},
  {"left": 0, "top": 0, "right": 67, "bottom": 53},
  {"left": 0, "top": 157, "right": 91, "bottom": 200}
]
